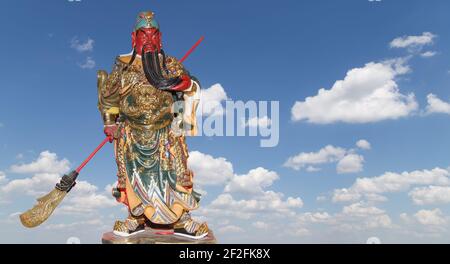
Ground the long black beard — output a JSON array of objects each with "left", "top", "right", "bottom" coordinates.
[{"left": 141, "top": 47, "right": 182, "bottom": 91}]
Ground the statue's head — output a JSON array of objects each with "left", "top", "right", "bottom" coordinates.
[
  {"left": 128, "top": 11, "right": 186, "bottom": 91},
  {"left": 132, "top": 11, "right": 162, "bottom": 54}
]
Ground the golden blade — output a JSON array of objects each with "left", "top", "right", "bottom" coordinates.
[{"left": 19, "top": 188, "right": 67, "bottom": 228}]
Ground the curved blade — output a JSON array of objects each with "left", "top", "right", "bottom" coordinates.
[{"left": 19, "top": 189, "right": 67, "bottom": 228}]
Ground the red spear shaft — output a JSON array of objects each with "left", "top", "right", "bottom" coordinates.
[
  {"left": 180, "top": 36, "right": 204, "bottom": 63},
  {"left": 76, "top": 137, "right": 110, "bottom": 173}
]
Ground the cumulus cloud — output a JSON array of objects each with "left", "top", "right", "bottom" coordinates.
[
  {"left": 284, "top": 145, "right": 346, "bottom": 171},
  {"left": 291, "top": 59, "right": 417, "bottom": 124},
  {"left": 204, "top": 191, "right": 303, "bottom": 220},
  {"left": 332, "top": 167, "right": 450, "bottom": 203},
  {"left": 79, "top": 57, "right": 96, "bottom": 69},
  {"left": 224, "top": 167, "right": 279, "bottom": 195},
  {"left": 414, "top": 209, "right": 447, "bottom": 226},
  {"left": 284, "top": 140, "right": 369, "bottom": 174},
  {"left": 409, "top": 186, "right": 450, "bottom": 205},
  {"left": 336, "top": 154, "right": 364, "bottom": 174},
  {"left": 70, "top": 37, "right": 95, "bottom": 52},
  {"left": 298, "top": 202, "right": 392, "bottom": 231},
  {"left": 356, "top": 139, "right": 371, "bottom": 150},
  {"left": 0, "top": 171, "right": 6, "bottom": 183},
  {"left": 10, "top": 151, "right": 70, "bottom": 174},
  {"left": 341, "top": 202, "right": 392, "bottom": 229},
  {"left": 189, "top": 151, "right": 234, "bottom": 186},
  {"left": 425, "top": 94, "right": 450, "bottom": 115},
  {"left": 390, "top": 32, "right": 436, "bottom": 51},
  {"left": 58, "top": 180, "right": 117, "bottom": 214},
  {"left": 244, "top": 116, "right": 272, "bottom": 128},
  {"left": 342, "top": 202, "right": 385, "bottom": 217},
  {"left": 252, "top": 221, "right": 269, "bottom": 229},
  {"left": 200, "top": 83, "right": 228, "bottom": 116},
  {"left": 420, "top": 51, "right": 437, "bottom": 58},
  {"left": 298, "top": 212, "right": 331, "bottom": 223},
  {"left": 217, "top": 225, "right": 244, "bottom": 234},
  {"left": 192, "top": 152, "right": 303, "bottom": 236}
]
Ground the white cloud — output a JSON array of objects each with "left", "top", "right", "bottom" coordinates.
[
  {"left": 332, "top": 167, "right": 450, "bottom": 203},
  {"left": 70, "top": 37, "right": 94, "bottom": 52},
  {"left": 200, "top": 83, "right": 228, "bottom": 116},
  {"left": 306, "top": 166, "right": 321, "bottom": 172},
  {"left": 390, "top": 32, "right": 436, "bottom": 50},
  {"left": 340, "top": 202, "right": 392, "bottom": 229},
  {"left": 285, "top": 140, "right": 368, "bottom": 174},
  {"left": 189, "top": 151, "right": 234, "bottom": 186},
  {"left": 298, "top": 202, "right": 392, "bottom": 231},
  {"left": 337, "top": 154, "right": 364, "bottom": 174},
  {"left": 356, "top": 139, "right": 371, "bottom": 150},
  {"left": 425, "top": 94, "right": 450, "bottom": 115},
  {"left": 409, "top": 186, "right": 450, "bottom": 205},
  {"left": 244, "top": 116, "right": 271, "bottom": 128},
  {"left": 420, "top": 51, "right": 437, "bottom": 58},
  {"left": 217, "top": 225, "right": 244, "bottom": 234},
  {"left": 414, "top": 209, "right": 447, "bottom": 226},
  {"left": 284, "top": 145, "right": 346, "bottom": 171},
  {"left": 1, "top": 172, "right": 60, "bottom": 196},
  {"left": 332, "top": 188, "right": 362, "bottom": 203},
  {"left": 252, "top": 221, "right": 269, "bottom": 229},
  {"left": 291, "top": 59, "right": 417, "bottom": 124},
  {"left": 400, "top": 213, "right": 412, "bottom": 224},
  {"left": 0, "top": 171, "right": 6, "bottom": 183},
  {"left": 10, "top": 151, "right": 70, "bottom": 174},
  {"left": 79, "top": 57, "right": 96, "bottom": 69},
  {"left": 44, "top": 219, "right": 104, "bottom": 231},
  {"left": 342, "top": 202, "right": 384, "bottom": 217},
  {"left": 224, "top": 167, "right": 279, "bottom": 195},
  {"left": 2, "top": 151, "right": 70, "bottom": 197},
  {"left": 204, "top": 191, "right": 303, "bottom": 220},
  {"left": 298, "top": 212, "right": 331, "bottom": 223},
  {"left": 58, "top": 181, "right": 117, "bottom": 214},
  {"left": 316, "top": 195, "right": 327, "bottom": 202},
  {"left": 190, "top": 151, "right": 304, "bottom": 236}
]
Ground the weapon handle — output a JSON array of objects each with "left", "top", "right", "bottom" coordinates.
[
  {"left": 75, "top": 137, "right": 110, "bottom": 173},
  {"left": 180, "top": 36, "right": 204, "bottom": 63}
]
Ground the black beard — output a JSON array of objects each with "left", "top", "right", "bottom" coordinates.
[{"left": 141, "top": 48, "right": 182, "bottom": 91}]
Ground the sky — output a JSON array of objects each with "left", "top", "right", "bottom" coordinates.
[{"left": 0, "top": 0, "right": 450, "bottom": 244}]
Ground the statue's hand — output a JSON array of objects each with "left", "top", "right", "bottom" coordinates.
[
  {"left": 104, "top": 124, "right": 118, "bottom": 143},
  {"left": 112, "top": 187, "right": 127, "bottom": 204}
]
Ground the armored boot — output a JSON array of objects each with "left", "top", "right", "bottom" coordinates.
[
  {"left": 113, "top": 214, "right": 146, "bottom": 237},
  {"left": 173, "top": 211, "right": 209, "bottom": 240}
]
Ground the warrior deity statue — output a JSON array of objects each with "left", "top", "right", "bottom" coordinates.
[{"left": 97, "top": 11, "right": 208, "bottom": 239}]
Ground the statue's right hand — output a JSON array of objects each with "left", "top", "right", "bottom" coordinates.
[{"left": 104, "top": 124, "right": 118, "bottom": 143}]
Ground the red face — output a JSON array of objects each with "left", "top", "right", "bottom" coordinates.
[{"left": 132, "top": 28, "right": 162, "bottom": 54}]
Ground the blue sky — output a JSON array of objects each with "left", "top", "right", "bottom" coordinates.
[{"left": 1, "top": 0, "right": 450, "bottom": 243}]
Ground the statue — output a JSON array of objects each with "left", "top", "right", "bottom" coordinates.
[
  {"left": 97, "top": 11, "right": 209, "bottom": 240},
  {"left": 19, "top": 10, "right": 213, "bottom": 243}
]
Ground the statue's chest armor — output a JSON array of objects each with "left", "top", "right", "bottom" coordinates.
[{"left": 119, "top": 68, "right": 174, "bottom": 127}]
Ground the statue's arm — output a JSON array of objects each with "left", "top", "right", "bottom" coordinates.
[{"left": 97, "top": 59, "right": 123, "bottom": 125}]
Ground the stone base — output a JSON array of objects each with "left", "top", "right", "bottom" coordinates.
[{"left": 102, "top": 228, "right": 217, "bottom": 244}]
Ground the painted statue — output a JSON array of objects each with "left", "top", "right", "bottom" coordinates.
[{"left": 97, "top": 11, "right": 208, "bottom": 239}]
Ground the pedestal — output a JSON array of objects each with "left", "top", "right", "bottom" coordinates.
[{"left": 102, "top": 228, "right": 217, "bottom": 244}]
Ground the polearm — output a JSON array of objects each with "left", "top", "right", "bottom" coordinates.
[
  {"left": 19, "top": 37, "right": 205, "bottom": 228},
  {"left": 180, "top": 36, "right": 204, "bottom": 63}
]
